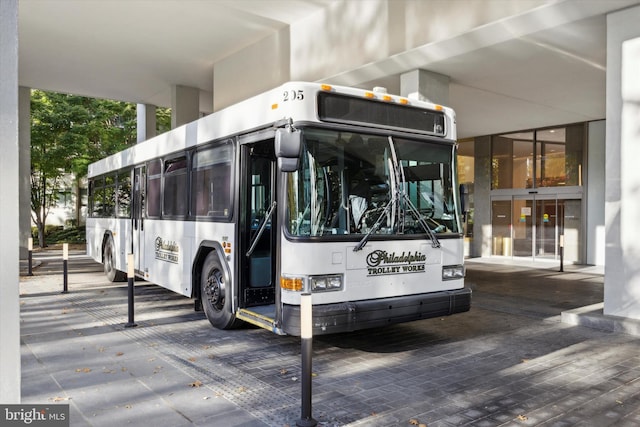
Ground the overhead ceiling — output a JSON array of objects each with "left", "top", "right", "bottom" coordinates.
[
  {"left": 19, "top": 0, "right": 335, "bottom": 112},
  {"left": 17, "top": 0, "right": 639, "bottom": 139}
]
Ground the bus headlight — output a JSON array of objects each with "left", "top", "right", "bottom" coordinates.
[
  {"left": 310, "top": 274, "right": 343, "bottom": 292},
  {"left": 442, "top": 265, "right": 465, "bottom": 280}
]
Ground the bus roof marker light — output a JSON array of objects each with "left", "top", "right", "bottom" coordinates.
[
  {"left": 435, "top": 105, "right": 444, "bottom": 111},
  {"left": 399, "top": 98, "right": 409, "bottom": 105},
  {"left": 271, "top": 103, "right": 279, "bottom": 110},
  {"left": 320, "top": 84, "right": 332, "bottom": 91},
  {"left": 364, "top": 92, "right": 375, "bottom": 99},
  {"left": 382, "top": 95, "right": 393, "bottom": 102}
]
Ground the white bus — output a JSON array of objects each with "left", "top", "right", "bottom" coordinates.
[{"left": 86, "top": 82, "right": 470, "bottom": 335}]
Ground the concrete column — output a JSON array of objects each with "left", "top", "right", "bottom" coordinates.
[
  {"left": 473, "top": 136, "right": 492, "bottom": 258},
  {"left": 171, "top": 85, "right": 199, "bottom": 128},
  {"left": 19, "top": 86, "right": 31, "bottom": 259},
  {"left": 0, "top": 0, "right": 21, "bottom": 404},
  {"left": 604, "top": 5, "right": 640, "bottom": 319},
  {"left": 137, "top": 103, "right": 156, "bottom": 142},
  {"left": 586, "top": 120, "right": 605, "bottom": 266},
  {"left": 400, "top": 69, "right": 450, "bottom": 105}
]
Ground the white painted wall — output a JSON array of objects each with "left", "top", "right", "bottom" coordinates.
[
  {"left": 213, "top": 0, "right": 552, "bottom": 107},
  {"left": 0, "top": 0, "right": 21, "bottom": 404},
  {"left": 604, "top": 4, "right": 640, "bottom": 319}
]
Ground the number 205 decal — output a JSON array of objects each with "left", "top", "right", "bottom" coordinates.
[{"left": 283, "top": 90, "right": 304, "bottom": 101}]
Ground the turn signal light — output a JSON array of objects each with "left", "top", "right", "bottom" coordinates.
[{"left": 281, "top": 276, "right": 303, "bottom": 291}]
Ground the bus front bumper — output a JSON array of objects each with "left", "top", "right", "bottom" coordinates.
[{"left": 282, "top": 287, "right": 471, "bottom": 336}]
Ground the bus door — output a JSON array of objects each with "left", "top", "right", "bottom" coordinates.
[
  {"left": 240, "top": 141, "right": 277, "bottom": 310},
  {"left": 132, "top": 166, "right": 145, "bottom": 274}
]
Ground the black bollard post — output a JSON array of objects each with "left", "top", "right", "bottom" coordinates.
[
  {"left": 559, "top": 234, "right": 564, "bottom": 272},
  {"left": 62, "top": 243, "right": 69, "bottom": 293},
  {"left": 27, "top": 238, "right": 33, "bottom": 276},
  {"left": 297, "top": 293, "right": 317, "bottom": 427},
  {"left": 125, "top": 253, "right": 137, "bottom": 328}
]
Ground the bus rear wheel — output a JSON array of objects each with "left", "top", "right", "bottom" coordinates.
[
  {"left": 104, "top": 236, "right": 126, "bottom": 282},
  {"left": 201, "top": 252, "right": 241, "bottom": 329}
]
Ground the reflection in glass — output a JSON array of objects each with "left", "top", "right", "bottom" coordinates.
[
  {"left": 491, "top": 200, "right": 511, "bottom": 256},
  {"left": 492, "top": 125, "right": 583, "bottom": 189},
  {"left": 286, "top": 128, "right": 461, "bottom": 238}
]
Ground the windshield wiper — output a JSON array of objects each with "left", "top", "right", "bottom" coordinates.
[
  {"left": 353, "top": 137, "right": 440, "bottom": 251},
  {"left": 401, "top": 195, "right": 441, "bottom": 248},
  {"left": 354, "top": 152, "right": 399, "bottom": 252},
  {"left": 353, "top": 197, "right": 395, "bottom": 252},
  {"left": 389, "top": 136, "right": 440, "bottom": 248}
]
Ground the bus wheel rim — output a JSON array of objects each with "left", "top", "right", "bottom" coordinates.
[{"left": 205, "top": 269, "right": 225, "bottom": 311}]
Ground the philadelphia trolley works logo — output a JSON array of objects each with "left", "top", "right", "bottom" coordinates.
[
  {"left": 155, "top": 236, "right": 180, "bottom": 263},
  {"left": 365, "top": 250, "right": 427, "bottom": 276}
]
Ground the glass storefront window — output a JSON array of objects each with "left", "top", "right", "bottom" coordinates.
[
  {"left": 457, "top": 139, "right": 474, "bottom": 239},
  {"left": 491, "top": 132, "right": 534, "bottom": 189},
  {"left": 536, "top": 125, "right": 584, "bottom": 187},
  {"left": 491, "top": 125, "right": 583, "bottom": 189}
]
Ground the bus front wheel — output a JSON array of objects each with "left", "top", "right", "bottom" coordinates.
[
  {"left": 104, "top": 235, "right": 126, "bottom": 282},
  {"left": 201, "top": 252, "right": 240, "bottom": 329}
]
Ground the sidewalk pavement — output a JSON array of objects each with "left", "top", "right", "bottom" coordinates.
[{"left": 18, "top": 252, "right": 640, "bottom": 426}]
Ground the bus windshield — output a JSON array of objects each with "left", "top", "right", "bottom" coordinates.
[{"left": 285, "top": 128, "right": 460, "bottom": 238}]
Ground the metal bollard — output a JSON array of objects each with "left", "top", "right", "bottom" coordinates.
[
  {"left": 27, "top": 237, "right": 33, "bottom": 276},
  {"left": 296, "top": 293, "right": 317, "bottom": 427},
  {"left": 125, "top": 253, "right": 137, "bottom": 328},
  {"left": 559, "top": 234, "right": 564, "bottom": 272},
  {"left": 62, "top": 243, "right": 69, "bottom": 293}
]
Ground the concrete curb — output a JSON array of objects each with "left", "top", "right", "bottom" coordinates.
[{"left": 562, "top": 302, "right": 640, "bottom": 336}]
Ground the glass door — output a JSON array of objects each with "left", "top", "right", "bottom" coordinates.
[
  {"left": 535, "top": 198, "right": 558, "bottom": 260},
  {"left": 512, "top": 195, "right": 557, "bottom": 261},
  {"left": 492, "top": 195, "right": 581, "bottom": 262},
  {"left": 512, "top": 197, "right": 533, "bottom": 257},
  {"left": 491, "top": 200, "right": 513, "bottom": 256}
]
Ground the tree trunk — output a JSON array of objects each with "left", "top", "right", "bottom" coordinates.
[
  {"left": 37, "top": 220, "right": 45, "bottom": 248},
  {"left": 74, "top": 175, "right": 79, "bottom": 226},
  {"left": 38, "top": 173, "right": 48, "bottom": 247}
]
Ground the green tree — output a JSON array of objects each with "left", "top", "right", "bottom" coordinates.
[{"left": 30, "top": 90, "right": 137, "bottom": 247}]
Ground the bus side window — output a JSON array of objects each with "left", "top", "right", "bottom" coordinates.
[
  {"left": 104, "top": 174, "right": 116, "bottom": 217},
  {"left": 147, "top": 160, "right": 162, "bottom": 218},
  {"left": 191, "top": 143, "right": 232, "bottom": 219},
  {"left": 117, "top": 171, "right": 132, "bottom": 218},
  {"left": 163, "top": 156, "right": 188, "bottom": 217},
  {"left": 91, "top": 178, "right": 104, "bottom": 217}
]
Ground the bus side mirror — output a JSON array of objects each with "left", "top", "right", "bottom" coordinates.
[{"left": 275, "top": 127, "right": 302, "bottom": 172}]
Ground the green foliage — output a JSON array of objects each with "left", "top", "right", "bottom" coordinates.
[
  {"left": 29, "top": 90, "right": 173, "bottom": 247},
  {"left": 30, "top": 90, "right": 137, "bottom": 246},
  {"left": 30, "top": 226, "right": 86, "bottom": 244},
  {"left": 156, "top": 107, "right": 172, "bottom": 134},
  {"left": 31, "top": 89, "right": 137, "bottom": 178}
]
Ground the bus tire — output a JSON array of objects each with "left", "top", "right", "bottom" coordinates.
[
  {"left": 201, "top": 251, "right": 241, "bottom": 329},
  {"left": 104, "top": 235, "right": 126, "bottom": 282}
]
